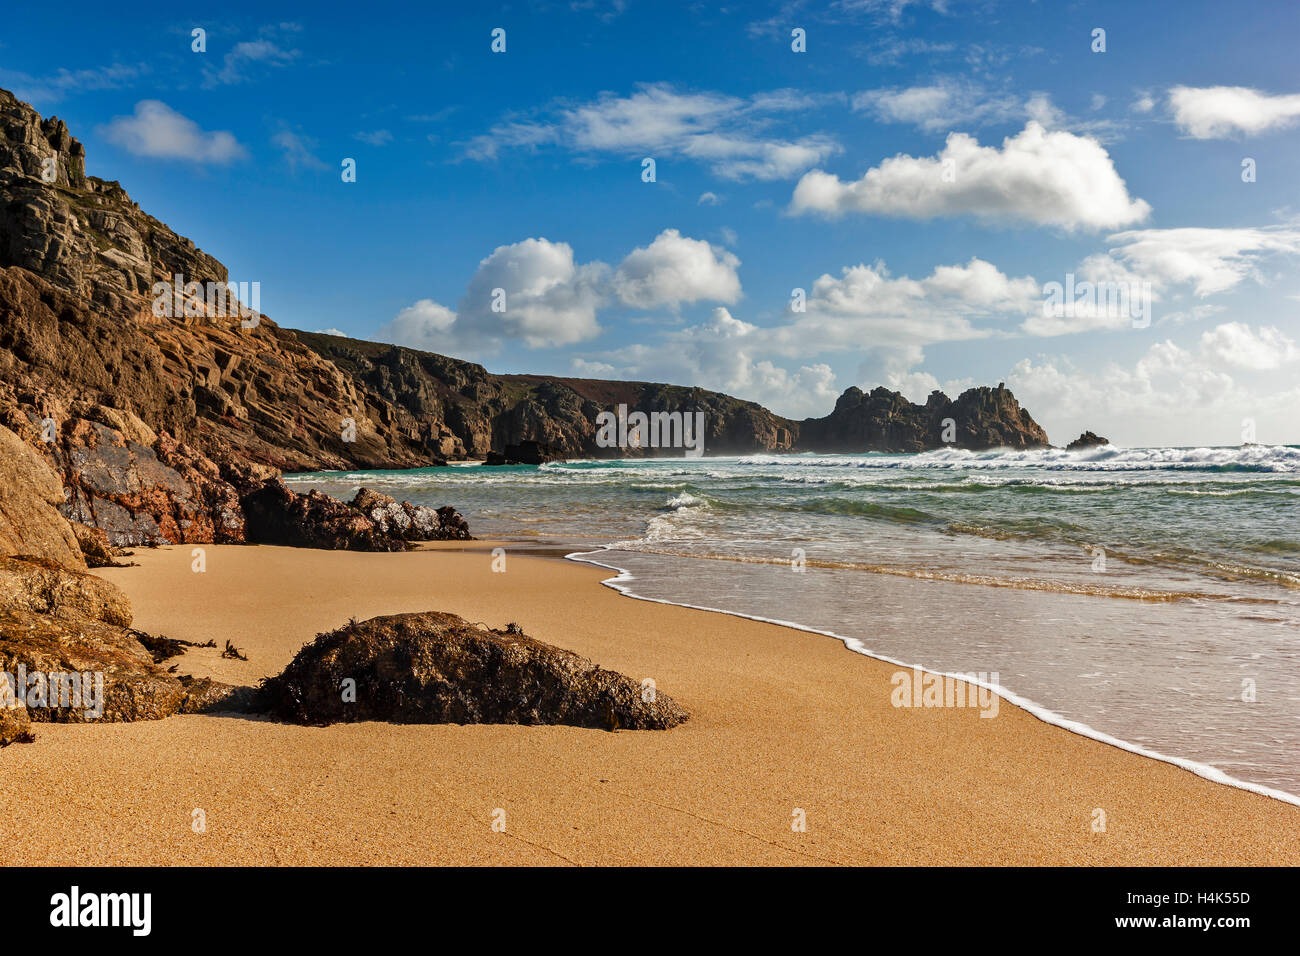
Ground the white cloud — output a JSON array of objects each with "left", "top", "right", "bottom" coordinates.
[
  {"left": 790, "top": 122, "right": 1150, "bottom": 231},
  {"left": 379, "top": 238, "right": 610, "bottom": 354},
  {"left": 354, "top": 130, "right": 393, "bottom": 146},
  {"left": 465, "top": 84, "right": 840, "bottom": 180},
  {"left": 272, "top": 128, "right": 327, "bottom": 170},
  {"left": 203, "top": 35, "right": 300, "bottom": 87},
  {"left": 697, "top": 191, "right": 721, "bottom": 205},
  {"left": 1008, "top": 324, "right": 1300, "bottom": 445},
  {"left": 1100, "top": 227, "right": 1300, "bottom": 297},
  {"left": 379, "top": 300, "right": 457, "bottom": 351},
  {"left": 99, "top": 100, "right": 246, "bottom": 163},
  {"left": 766, "top": 257, "right": 1034, "bottom": 354},
  {"left": 459, "top": 238, "right": 608, "bottom": 348},
  {"left": 852, "top": 79, "right": 1021, "bottom": 131},
  {"left": 0, "top": 62, "right": 146, "bottom": 103},
  {"left": 612, "top": 229, "right": 742, "bottom": 309},
  {"left": 1200, "top": 322, "right": 1299, "bottom": 370},
  {"left": 1169, "top": 85, "right": 1300, "bottom": 139},
  {"left": 585, "top": 309, "right": 843, "bottom": 417}
]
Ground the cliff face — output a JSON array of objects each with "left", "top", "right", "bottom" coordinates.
[
  {"left": 297, "top": 331, "right": 799, "bottom": 459},
  {"left": 0, "top": 89, "right": 225, "bottom": 313},
  {"left": 0, "top": 84, "right": 1050, "bottom": 546},
  {"left": 301, "top": 330, "right": 1049, "bottom": 458}
]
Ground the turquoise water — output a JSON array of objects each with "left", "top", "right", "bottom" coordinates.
[{"left": 288, "top": 445, "right": 1300, "bottom": 800}]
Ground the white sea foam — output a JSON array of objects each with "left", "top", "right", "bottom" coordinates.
[{"left": 566, "top": 547, "right": 1300, "bottom": 809}]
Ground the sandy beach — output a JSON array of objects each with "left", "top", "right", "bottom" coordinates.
[{"left": 0, "top": 542, "right": 1294, "bottom": 865}]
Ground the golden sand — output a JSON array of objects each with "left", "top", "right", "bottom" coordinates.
[{"left": 0, "top": 543, "right": 1294, "bottom": 865}]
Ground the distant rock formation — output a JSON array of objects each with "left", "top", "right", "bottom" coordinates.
[
  {"left": 485, "top": 439, "right": 566, "bottom": 465},
  {"left": 798, "top": 383, "right": 1049, "bottom": 453},
  {"left": 1066, "top": 431, "right": 1110, "bottom": 451},
  {"left": 257, "top": 611, "right": 688, "bottom": 730}
]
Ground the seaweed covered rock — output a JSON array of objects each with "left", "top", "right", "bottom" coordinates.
[{"left": 258, "top": 611, "right": 688, "bottom": 730}]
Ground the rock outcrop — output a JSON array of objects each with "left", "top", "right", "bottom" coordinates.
[
  {"left": 257, "top": 611, "right": 688, "bottom": 730},
  {"left": 485, "top": 440, "right": 566, "bottom": 466},
  {"left": 0, "top": 423, "right": 83, "bottom": 567},
  {"left": 0, "top": 422, "right": 217, "bottom": 742},
  {"left": 1066, "top": 431, "right": 1110, "bottom": 451},
  {"left": 240, "top": 479, "right": 472, "bottom": 551}
]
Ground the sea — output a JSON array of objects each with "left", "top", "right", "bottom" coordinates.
[{"left": 285, "top": 444, "right": 1300, "bottom": 804}]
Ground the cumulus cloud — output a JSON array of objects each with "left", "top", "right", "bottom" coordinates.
[
  {"left": 379, "top": 299, "right": 458, "bottom": 352},
  {"left": 772, "top": 257, "right": 1036, "bottom": 354},
  {"left": 378, "top": 239, "right": 607, "bottom": 353},
  {"left": 380, "top": 230, "right": 749, "bottom": 355},
  {"left": 457, "top": 238, "right": 609, "bottom": 348},
  {"left": 612, "top": 229, "right": 741, "bottom": 309},
  {"left": 1008, "top": 325, "right": 1300, "bottom": 445},
  {"left": 579, "top": 257, "right": 1034, "bottom": 411},
  {"left": 99, "top": 101, "right": 246, "bottom": 163},
  {"left": 1199, "top": 322, "right": 1299, "bottom": 370},
  {"left": 464, "top": 83, "right": 840, "bottom": 180},
  {"left": 789, "top": 122, "right": 1150, "bottom": 230},
  {"left": 1169, "top": 85, "right": 1300, "bottom": 139}
]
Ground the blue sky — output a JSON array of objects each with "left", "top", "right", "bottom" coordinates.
[{"left": 3, "top": 0, "right": 1299, "bottom": 445}]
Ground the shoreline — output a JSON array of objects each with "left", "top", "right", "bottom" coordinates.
[
  {"left": 567, "top": 545, "right": 1300, "bottom": 810},
  {"left": 2, "top": 541, "right": 1295, "bottom": 864}
]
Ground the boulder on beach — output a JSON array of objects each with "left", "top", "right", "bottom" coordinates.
[
  {"left": 349, "top": 488, "right": 472, "bottom": 541},
  {"left": 240, "top": 479, "right": 474, "bottom": 551},
  {"left": 240, "top": 477, "right": 410, "bottom": 552},
  {"left": 257, "top": 611, "right": 689, "bottom": 731}
]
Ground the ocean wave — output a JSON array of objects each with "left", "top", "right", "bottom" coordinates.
[{"left": 738, "top": 444, "right": 1300, "bottom": 473}]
